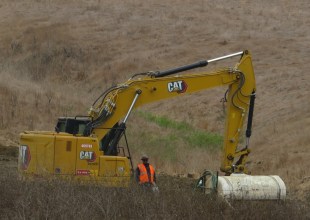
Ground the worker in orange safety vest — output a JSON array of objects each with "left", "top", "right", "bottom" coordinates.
[{"left": 135, "top": 155, "right": 156, "bottom": 186}]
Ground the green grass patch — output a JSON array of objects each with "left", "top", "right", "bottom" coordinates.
[
  {"left": 136, "top": 111, "right": 190, "bottom": 131},
  {"left": 187, "top": 131, "right": 222, "bottom": 150},
  {"left": 136, "top": 110, "right": 223, "bottom": 151}
]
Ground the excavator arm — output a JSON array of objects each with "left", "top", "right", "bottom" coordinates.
[{"left": 87, "top": 50, "right": 256, "bottom": 175}]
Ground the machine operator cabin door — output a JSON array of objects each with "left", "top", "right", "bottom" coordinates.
[{"left": 54, "top": 136, "right": 77, "bottom": 175}]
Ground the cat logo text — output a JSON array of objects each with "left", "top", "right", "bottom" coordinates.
[{"left": 167, "top": 80, "right": 187, "bottom": 93}]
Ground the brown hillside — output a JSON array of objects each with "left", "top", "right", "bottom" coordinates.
[{"left": 0, "top": 0, "right": 309, "bottom": 200}]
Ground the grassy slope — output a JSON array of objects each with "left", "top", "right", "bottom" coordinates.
[{"left": 0, "top": 0, "right": 309, "bottom": 199}]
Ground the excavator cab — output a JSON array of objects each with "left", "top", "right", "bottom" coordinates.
[{"left": 55, "top": 117, "right": 91, "bottom": 135}]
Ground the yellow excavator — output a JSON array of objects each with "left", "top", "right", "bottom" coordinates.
[{"left": 19, "top": 50, "right": 286, "bottom": 200}]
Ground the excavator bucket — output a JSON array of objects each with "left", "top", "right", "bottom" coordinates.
[{"left": 197, "top": 171, "right": 286, "bottom": 200}]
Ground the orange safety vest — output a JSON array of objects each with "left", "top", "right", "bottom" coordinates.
[{"left": 137, "top": 164, "right": 155, "bottom": 184}]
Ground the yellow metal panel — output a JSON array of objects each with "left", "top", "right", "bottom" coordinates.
[
  {"left": 98, "top": 156, "right": 131, "bottom": 187},
  {"left": 35, "top": 135, "right": 55, "bottom": 174},
  {"left": 54, "top": 136, "right": 77, "bottom": 175},
  {"left": 19, "top": 133, "right": 55, "bottom": 175},
  {"left": 99, "top": 156, "right": 131, "bottom": 177},
  {"left": 75, "top": 137, "right": 101, "bottom": 176}
]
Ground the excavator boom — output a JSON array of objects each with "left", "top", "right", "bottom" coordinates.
[{"left": 86, "top": 50, "right": 255, "bottom": 175}]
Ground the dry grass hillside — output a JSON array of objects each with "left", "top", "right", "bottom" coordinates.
[{"left": 0, "top": 0, "right": 310, "bottom": 216}]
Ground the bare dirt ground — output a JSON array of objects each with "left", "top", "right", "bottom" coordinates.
[{"left": 0, "top": 0, "right": 310, "bottom": 213}]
